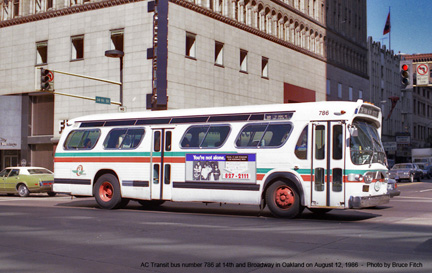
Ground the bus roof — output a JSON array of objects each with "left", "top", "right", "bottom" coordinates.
[{"left": 70, "top": 100, "right": 381, "bottom": 126}]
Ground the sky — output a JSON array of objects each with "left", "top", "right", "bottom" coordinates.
[{"left": 367, "top": 0, "right": 432, "bottom": 55}]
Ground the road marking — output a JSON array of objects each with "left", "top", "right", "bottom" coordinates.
[
  {"left": 396, "top": 196, "right": 432, "bottom": 200},
  {"left": 397, "top": 182, "right": 423, "bottom": 187},
  {"left": 420, "top": 189, "right": 432, "bottom": 193}
]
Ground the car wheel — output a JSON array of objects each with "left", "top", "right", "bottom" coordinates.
[
  {"left": 18, "top": 184, "right": 30, "bottom": 197},
  {"left": 409, "top": 174, "right": 414, "bottom": 183},
  {"left": 47, "top": 192, "right": 57, "bottom": 197}
]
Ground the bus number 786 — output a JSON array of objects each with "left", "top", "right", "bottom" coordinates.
[{"left": 319, "top": 110, "right": 329, "bottom": 115}]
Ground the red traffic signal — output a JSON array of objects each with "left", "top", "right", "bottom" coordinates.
[
  {"left": 400, "top": 61, "right": 412, "bottom": 88},
  {"left": 40, "top": 68, "right": 53, "bottom": 90}
]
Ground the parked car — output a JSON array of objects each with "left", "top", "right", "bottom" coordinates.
[
  {"left": 387, "top": 178, "right": 400, "bottom": 197},
  {"left": 417, "top": 163, "right": 430, "bottom": 179},
  {"left": 388, "top": 163, "right": 423, "bottom": 183},
  {"left": 0, "top": 167, "right": 55, "bottom": 197}
]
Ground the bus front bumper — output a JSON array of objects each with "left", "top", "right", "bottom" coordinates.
[{"left": 349, "top": 194, "right": 390, "bottom": 209}]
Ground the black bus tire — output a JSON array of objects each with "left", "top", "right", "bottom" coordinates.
[
  {"left": 94, "top": 174, "right": 127, "bottom": 209},
  {"left": 265, "top": 180, "right": 302, "bottom": 218}
]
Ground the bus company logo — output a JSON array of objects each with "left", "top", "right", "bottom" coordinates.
[{"left": 72, "top": 165, "right": 86, "bottom": 176}]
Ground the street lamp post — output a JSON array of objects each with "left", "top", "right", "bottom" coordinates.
[{"left": 105, "top": 49, "right": 124, "bottom": 107}]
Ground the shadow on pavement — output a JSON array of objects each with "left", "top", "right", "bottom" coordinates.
[{"left": 55, "top": 198, "right": 383, "bottom": 222}]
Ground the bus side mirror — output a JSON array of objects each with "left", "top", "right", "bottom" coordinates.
[{"left": 349, "top": 126, "right": 358, "bottom": 137}]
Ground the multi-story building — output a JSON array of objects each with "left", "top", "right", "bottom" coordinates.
[
  {"left": 0, "top": 0, "right": 368, "bottom": 170},
  {"left": 367, "top": 37, "right": 404, "bottom": 163}
]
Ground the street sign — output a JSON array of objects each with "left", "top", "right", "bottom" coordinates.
[
  {"left": 95, "top": 96, "right": 111, "bottom": 105},
  {"left": 416, "top": 63, "right": 429, "bottom": 86}
]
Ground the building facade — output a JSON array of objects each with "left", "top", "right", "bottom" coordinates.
[
  {"left": 367, "top": 37, "right": 405, "bottom": 163},
  {"left": 401, "top": 54, "right": 432, "bottom": 150},
  {"left": 0, "top": 0, "right": 368, "bottom": 170}
]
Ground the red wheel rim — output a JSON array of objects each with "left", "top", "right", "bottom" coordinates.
[
  {"left": 99, "top": 182, "right": 113, "bottom": 202},
  {"left": 274, "top": 186, "right": 294, "bottom": 209}
]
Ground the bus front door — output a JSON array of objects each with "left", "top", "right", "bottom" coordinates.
[
  {"left": 150, "top": 129, "right": 173, "bottom": 201},
  {"left": 311, "top": 121, "right": 346, "bottom": 208}
]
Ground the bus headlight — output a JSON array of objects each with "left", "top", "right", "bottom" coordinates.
[
  {"left": 374, "top": 182, "right": 381, "bottom": 191},
  {"left": 364, "top": 175, "right": 373, "bottom": 183}
]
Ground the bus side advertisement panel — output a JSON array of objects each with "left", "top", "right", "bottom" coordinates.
[{"left": 185, "top": 154, "right": 256, "bottom": 183}]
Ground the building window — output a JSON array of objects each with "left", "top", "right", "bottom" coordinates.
[
  {"left": 47, "top": 0, "right": 53, "bottom": 9},
  {"left": 110, "top": 29, "right": 124, "bottom": 52},
  {"left": 240, "top": 49, "right": 248, "bottom": 72},
  {"left": 349, "top": 86, "right": 353, "bottom": 101},
  {"left": 338, "top": 83, "right": 342, "bottom": 98},
  {"left": 13, "top": 0, "right": 19, "bottom": 17},
  {"left": 214, "top": 41, "right": 224, "bottom": 66},
  {"left": 71, "top": 35, "right": 84, "bottom": 60},
  {"left": 185, "top": 32, "right": 196, "bottom": 59},
  {"left": 261, "top": 57, "right": 269, "bottom": 78},
  {"left": 36, "top": 41, "right": 48, "bottom": 65},
  {"left": 326, "top": 79, "right": 331, "bottom": 95},
  {"left": 359, "top": 90, "right": 363, "bottom": 99}
]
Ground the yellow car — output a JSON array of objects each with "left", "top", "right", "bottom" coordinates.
[{"left": 0, "top": 167, "right": 55, "bottom": 197}]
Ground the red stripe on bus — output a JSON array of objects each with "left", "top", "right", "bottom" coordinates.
[
  {"left": 55, "top": 157, "right": 152, "bottom": 163},
  {"left": 54, "top": 157, "right": 186, "bottom": 163}
]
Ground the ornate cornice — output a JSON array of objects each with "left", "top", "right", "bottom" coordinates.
[{"left": 0, "top": 0, "right": 143, "bottom": 28}]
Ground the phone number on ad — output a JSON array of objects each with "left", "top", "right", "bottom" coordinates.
[{"left": 224, "top": 173, "right": 250, "bottom": 179}]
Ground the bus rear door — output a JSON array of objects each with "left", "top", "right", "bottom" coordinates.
[
  {"left": 310, "top": 121, "right": 346, "bottom": 208},
  {"left": 151, "top": 129, "right": 173, "bottom": 200}
]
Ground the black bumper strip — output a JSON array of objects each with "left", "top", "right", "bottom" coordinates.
[{"left": 173, "top": 181, "right": 260, "bottom": 191}]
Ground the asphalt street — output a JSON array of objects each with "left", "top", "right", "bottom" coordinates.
[{"left": 0, "top": 181, "right": 431, "bottom": 273}]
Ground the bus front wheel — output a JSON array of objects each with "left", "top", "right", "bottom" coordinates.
[
  {"left": 265, "top": 180, "right": 302, "bottom": 218},
  {"left": 94, "top": 174, "right": 129, "bottom": 209}
]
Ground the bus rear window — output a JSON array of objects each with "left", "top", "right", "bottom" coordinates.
[
  {"left": 103, "top": 128, "right": 145, "bottom": 149},
  {"left": 236, "top": 123, "right": 292, "bottom": 148},
  {"left": 64, "top": 129, "right": 101, "bottom": 150},
  {"left": 181, "top": 125, "right": 230, "bottom": 148}
]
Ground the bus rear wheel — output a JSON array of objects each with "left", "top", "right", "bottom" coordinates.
[
  {"left": 94, "top": 174, "right": 129, "bottom": 209},
  {"left": 265, "top": 180, "right": 302, "bottom": 218}
]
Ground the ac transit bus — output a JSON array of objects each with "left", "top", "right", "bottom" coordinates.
[{"left": 53, "top": 100, "right": 390, "bottom": 218}]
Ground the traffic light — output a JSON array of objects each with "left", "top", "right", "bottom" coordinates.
[
  {"left": 400, "top": 60, "right": 413, "bottom": 89},
  {"left": 40, "top": 68, "right": 53, "bottom": 90}
]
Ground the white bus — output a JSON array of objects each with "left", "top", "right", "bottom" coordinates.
[{"left": 53, "top": 100, "right": 390, "bottom": 218}]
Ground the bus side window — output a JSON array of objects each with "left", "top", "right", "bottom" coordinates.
[
  {"left": 236, "top": 123, "right": 291, "bottom": 148},
  {"left": 236, "top": 124, "right": 267, "bottom": 147},
  {"left": 64, "top": 129, "right": 101, "bottom": 150},
  {"left": 200, "top": 125, "right": 231, "bottom": 148},
  {"left": 104, "top": 128, "right": 145, "bottom": 149},
  {"left": 122, "top": 128, "right": 145, "bottom": 149},
  {"left": 262, "top": 123, "right": 292, "bottom": 147},
  {"left": 295, "top": 126, "right": 308, "bottom": 160},
  {"left": 103, "top": 129, "right": 127, "bottom": 149}
]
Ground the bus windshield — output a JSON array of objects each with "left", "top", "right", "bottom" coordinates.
[{"left": 350, "top": 120, "right": 386, "bottom": 165}]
